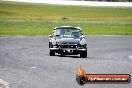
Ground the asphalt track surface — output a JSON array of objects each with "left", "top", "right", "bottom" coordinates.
[{"left": 0, "top": 36, "right": 132, "bottom": 88}]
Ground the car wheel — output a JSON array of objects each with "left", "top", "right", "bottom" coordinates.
[
  {"left": 60, "top": 53, "right": 64, "bottom": 57},
  {"left": 50, "top": 50, "right": 55, "bottom": 56},
  {"left": 80, "top": 51, "right": 87, "bottom": 58}
]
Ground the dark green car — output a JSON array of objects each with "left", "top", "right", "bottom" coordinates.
[{"left": 49, "top": 26, "right": 87, "bottom": 58}]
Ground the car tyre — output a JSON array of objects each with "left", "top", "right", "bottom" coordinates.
[
  {"left": 60, "top": 53, "right": 64, "bottom": 57},
  {"left": 80, "top": 51, "right": 87, "bottom": 58},
  {"left": 50, "top": 50, "right": 55, "bottom": 56}
]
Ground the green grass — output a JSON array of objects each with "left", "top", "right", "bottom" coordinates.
[{"left": 0, "top": 1, "right": 132, "bottom": 36}]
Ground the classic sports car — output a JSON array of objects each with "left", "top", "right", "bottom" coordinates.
[{"left": 49, "top": 26, "right": 87, "bottom": 58}]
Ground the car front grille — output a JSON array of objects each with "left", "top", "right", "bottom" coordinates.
[{"left": 59, "top": 44, "right": 78, "bottom": 48}]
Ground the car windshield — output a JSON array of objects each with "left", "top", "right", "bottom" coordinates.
[{"left": 54, "top": 28, "right": 81, "bottom": 38}]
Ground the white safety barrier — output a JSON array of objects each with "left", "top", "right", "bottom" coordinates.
[{"left": 3, "top": 0, "right": 132, "bottom": 7}]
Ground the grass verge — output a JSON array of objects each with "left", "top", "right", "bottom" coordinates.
[{"left": 0, "top": 1, "right": 132, "bottom": 35}]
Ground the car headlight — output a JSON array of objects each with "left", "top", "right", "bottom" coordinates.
[
  {"left": 51, "top": 38, "right": 56, "bottom": 45},
  {"left": 80, "top": 38, "right": 86, "bottom": 45}
]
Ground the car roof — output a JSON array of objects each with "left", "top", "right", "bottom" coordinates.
[{"left": 54, "top": 26, "right": 81, "bottom": 30}]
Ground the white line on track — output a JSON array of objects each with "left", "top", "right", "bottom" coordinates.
[
  {"left": 26, "top": 66, "right": 36, "bottom": 69},
  {"left": 128, "top": 55, "right": 132, "bottom": 60},
  {"left": 0, "top": 79, "right": 10, "bottom": 88}
]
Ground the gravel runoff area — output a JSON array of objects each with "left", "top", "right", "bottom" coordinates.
[{"left": 0, "top": 35, "right": 132, "bottom": 88}]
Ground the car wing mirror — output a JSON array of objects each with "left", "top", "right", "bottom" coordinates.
[
  {"left": 49, "top": 35, "right": 52, "bottom": 37},
  {"left": 80, "top": 35, "right": 84, "bottom": 38}
]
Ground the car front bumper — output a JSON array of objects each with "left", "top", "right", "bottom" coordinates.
[{"left": 50, "top": 47, "right": 87, "bottom": 54}]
